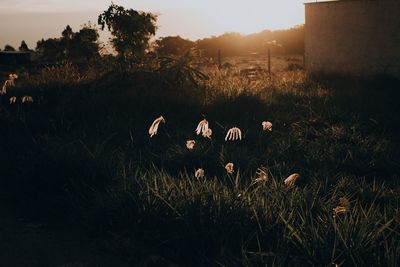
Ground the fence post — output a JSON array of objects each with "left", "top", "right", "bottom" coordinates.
[
  {"left": 218, "top": 49, "right": 222, "bottom": 69},
  {"left": 267, "top": 47, "right": 271, "bottom": 75}
]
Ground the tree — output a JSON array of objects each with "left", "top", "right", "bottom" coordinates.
[
  {"left": 68, "top": 25, "right": 100, "bottom": 61},
  {"left": 98, "top": 3, "right": 157, "bottom": 61},
  {"left": 4, "top": 44, "right": 16, "bottom": 51},
  {"left": 36, "top": 38, "right": 63, "bottom": 61},
  {"left": 62, "top": 25, "right": 74, "bottom": 40},
  {"left": 19, "top": 40, "right": 30, "bottom": 51},
  {"left": 155, "top": 36, "right": 195, "bottom": 57},
  {"left": 36, "top": 24, "right": 100, "bottom": 62}
]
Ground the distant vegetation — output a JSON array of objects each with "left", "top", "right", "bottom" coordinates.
[
  {"left": 3, "top": 11, "right": 304, "bottom": 64},
  {"left": 196, "top": 26, "right": 304, "bottom": 57},
  {"left": 35, "top": 24, "right": 100, "bottom": 63},
  {"left": 154, "top": 25, "right": 304, "bottom": 58}
]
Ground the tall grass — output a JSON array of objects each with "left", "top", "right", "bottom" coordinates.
[{"left": 0, "top": 60, "right": 399, "bottom": 265}]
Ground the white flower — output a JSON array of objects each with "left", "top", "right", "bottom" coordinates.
[
  {"left": 21, "top": 95, "right": 33, "bottom": 103},
  {"left": 195, "top": 168, "right": 205, "bottom": 179},
  {"left": 202, "top": 128, "right": 212, "bottom": 139},
  {"left": 196, "top": 119, "right": 209, "bottom": 136},
  {"left": 254, "top": 167, "right": 269, "bottom": 182},
  {"left": 284, "top": 173, "right": 300, "bottom": 187},
  {"left": 225, "top": 127, "right": 242, "bottom": 141},
  {"left": 1, "top": 73, "right": 18, "bottom": 95},
  {"left": 9, "top": 96, "right": 16, "bottom": 104},
  {"left": 262, "top": 121, "right": 273, "bottom": 131},
  {"left": 333, "top": 197, "right": 350, "bottom": 218},
  {"left": 7, "top": 74, "right": 17, "bottom": 87},
  {"left": 332, "top": 206, "right": 348, "bottom": 218},
  {"left": 186, "top": 140, "right": 195, "bottom": 150},
  {"left": 9, "top": 73, "right": 18, "bottom": 80},
  {"left": 225, "top": 163, "right": 234, "bottom": 174},
  {"left": 1, "top": 81, "right": 10, "bottom": 94},
  {"left": 0, "top": 83, "right": 6, "bottom": 94},
  {"left": 148, "top": 116, "right": 165, "bottom": 138}
]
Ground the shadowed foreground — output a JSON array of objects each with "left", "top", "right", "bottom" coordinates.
[{"left": 0, "top": 66, "right": 399, "bottom": 266}]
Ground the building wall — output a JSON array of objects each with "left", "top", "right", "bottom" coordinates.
[
  {"left": 305, "top": 0, "right": 400, "bottom": 77},
  {"left": 0, "top": 52, "right": 31, "bottom": 66}
]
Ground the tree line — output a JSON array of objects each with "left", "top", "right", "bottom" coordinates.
[{"left": 1, "top": 4, "right": 304, "bottom": 63}]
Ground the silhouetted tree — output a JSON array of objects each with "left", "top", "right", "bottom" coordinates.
[
  {"left": 36, "top": 38, "right": 63, "bottom": 61},
  {"left": 36, "top": 24, "right": 99, "bottom": 62},
  {"left": 60, "top": 25, "right": 74, "bottom": 58},
  {"left": 62, "top": 25, "right": 74, "bottom": 40},
  {"left": 155, "top": 36, "right": 195, "bottom": 56},
  {"left": 98, "top": 3, "right": 157, "bottom": 61},
  {"left": 68, "top": 24, "right": 100, "bottom": 61},
  {"left": 4, "top": 44, "right": 16, "bottom": 51},
  {"left": 19, "top": 40, "right": 30, "bottom": 51}
]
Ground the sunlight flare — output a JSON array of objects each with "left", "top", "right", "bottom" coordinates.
[{"left": 148, "top": 116, "right": 165, "bottom": 138}]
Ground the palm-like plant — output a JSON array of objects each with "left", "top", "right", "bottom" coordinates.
[{"left": 158, "top": 48, "right": 209, "bottom": 88}]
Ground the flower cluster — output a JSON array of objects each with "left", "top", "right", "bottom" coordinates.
[
  {"left": 147, "top": 116, "right": 281, "bottom": 181},
  {"left": 1, "top": 74, "right": 34, "bottom": 105},
  {"left": 225, "top": 127, "right": 242, "bottom": 141},
  {"left": 21, "top": 95, "right": 34, "bottom": 103},
  {"left": 8, "top": 95, "right": 34, "bottom": 104},
  {"left": 186, "top": 140, "right": 196, "bottom": 150},
  {"left": 262, "top": 121, "right": 273, "bottom": 131},
  {"left": 195, "top": 168, "right": 205, "bottom": 179},
  {"left": 0, "top": 73, "right": 33, "bottom": 105},
  {"left": 1, "top": 73, "right": 18, "bottom": 94},
  {"left": 196, "top": 119, "right": 209, "bottom": 135}
]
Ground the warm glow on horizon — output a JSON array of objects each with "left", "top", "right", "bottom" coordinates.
[{"left": 0, "top": 0, "right": 313, "bottom": 48}]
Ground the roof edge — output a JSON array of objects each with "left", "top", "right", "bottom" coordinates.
[{"left": 304, "top": 0, "right": 385, "bottom": 5}]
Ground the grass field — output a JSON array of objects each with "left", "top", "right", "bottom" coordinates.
[{"left": 0, "top": 56, "right": 399, "bottom": 266}]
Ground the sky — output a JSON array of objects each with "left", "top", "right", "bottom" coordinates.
[{"left": 0, "top": 0, "right": 315, "bottom": 49}]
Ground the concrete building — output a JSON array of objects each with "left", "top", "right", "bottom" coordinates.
[
  {"left": 0, "top": 51, "right": 31, "bottom": 68},
  {"left": 305, "top": 0, "right": 400, "bottom": 77}
]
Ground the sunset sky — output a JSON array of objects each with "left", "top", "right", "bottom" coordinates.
[{"left": 0, "top": 0, "right": 318, "bottom": 49}]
